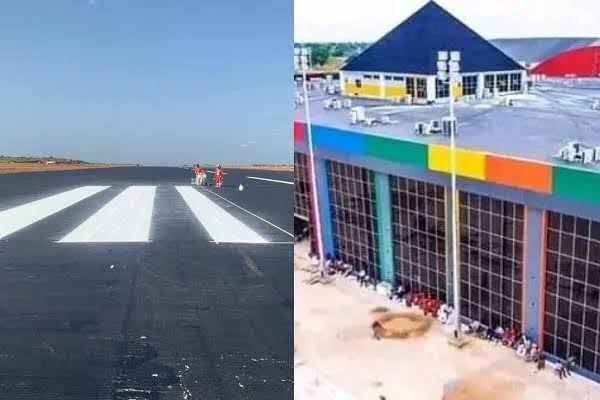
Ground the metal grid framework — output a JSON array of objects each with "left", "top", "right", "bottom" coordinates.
[
  {"left": 390, "top": 176, "right": 447, "bottom": 301},
  {"left": 327, "top": 160, "right": 379, "bottom": 279},
  {"left": 509, "top": 72, "right": 522, "bottom": 91},
  {"left": 436, "top": 79, "right": 450, "bottom": 98},
  {"left": 544, "top": 211, "right": 600, "bottom": 374},
  {"left": 462, "top": 75, "right": 477, "bottom": 95},
  {"left": 294, "top": 152, "right": 312, "bottom": 220},
  {"left": 459, "top": 192, "right": 525, "bottom": 331}
]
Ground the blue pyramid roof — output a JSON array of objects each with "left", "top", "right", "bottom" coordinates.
[{"left": 342, "top": 1, "right": 524, "bottom": 75}]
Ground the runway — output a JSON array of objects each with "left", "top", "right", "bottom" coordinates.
[{"left": 0, "top": 167, "right": 293, "bottom": 399}]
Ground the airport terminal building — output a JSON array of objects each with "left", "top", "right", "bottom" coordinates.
[
  {"left": 294, "top": 1, "right": 600, "bottom": 382},
  {"left": 340, "top": 1, "right": 526, "bottom": 103}
]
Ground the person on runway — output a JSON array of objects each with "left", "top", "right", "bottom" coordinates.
[
  {"left": 214, "top": 164, "right": 224, "bottom": 188},
  {"left": 192, "top": 164, "right": 203, "bottom": 185}
]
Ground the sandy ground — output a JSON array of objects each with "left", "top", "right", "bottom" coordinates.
[
  {"left": 294, "top": 242, "right": 600, "bottom": 400},
  {"left": 0, "top": 162, "right": 125, "bottom": 174},
  {"left": 222, "top": 165, "right": 293, "bottom": 171}
]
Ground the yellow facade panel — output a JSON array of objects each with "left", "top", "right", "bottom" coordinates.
[
  {"left": 451, "top": 83, "right": 463, "bottom": 98},
  {"left": 384, "top": 85, "right": 407, "bottom": 99},
  {"left": 428, "top": 144, "right": 486, "bottom": 180},
  {"left": 345, "top": 83, "right": 381, "bottom": 97}
]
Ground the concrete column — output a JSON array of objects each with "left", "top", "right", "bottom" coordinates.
[
  {"left": 374, "top": 172, "right": 394, "bottom": 284},
  {"left": 476, "top": 73, "right": 485, "bottom": 98},
  {"left": 314, "top": 157, "right": 335, "bottom": 257},
  {"left": 523, "top": 207, "right": 545, "bottom": 342},
  {"left": 522, "top": 70, "right": 528, "bottom": 94},
  {"left": 339, "top": 71, "right": 345, "bottom": 96},
  {"left": 426, "top": 75, "right": 436, "bottom": 103}
]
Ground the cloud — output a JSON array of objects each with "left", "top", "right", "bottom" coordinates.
[{"left": 240, "top": 144, "right": 248, "bottom": 147}]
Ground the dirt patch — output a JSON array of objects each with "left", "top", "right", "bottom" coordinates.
[
  {"left": 222, "top": 164, "right": 293, "bottom": 171},
  {"left": 370, "top": 306, "right": 390, "bottom": 314},
  {"left": 0, "top": 162, "right": 126, "bottom": 174},
  {"left": 443, "top": 373, "right": 523, "bottom": 400},
  {"left": 375, "top": 312, "right": 432, "bottom": 339}
]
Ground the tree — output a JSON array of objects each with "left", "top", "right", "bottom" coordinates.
[{"left": 309, "top": 44, "right": 330, "bottom": 66}]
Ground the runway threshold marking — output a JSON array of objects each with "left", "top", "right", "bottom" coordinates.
[
  {"left": 59, "top": 186, "right": 156, "bottom": 243},
  {"left": 0, "top": 186, "right": 109, "bottom": 240},
  {"left": 246, "top": 176, "right": 293, "bottom": 185},
  {"left": 202, "top": 187, "right": 294, "bottom": 238},
  {"left": 176, "top": 186, "right": 267, "bottom": 244}
]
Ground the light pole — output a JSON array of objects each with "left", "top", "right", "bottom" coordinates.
[
  {"left": 438, "top": 50, "right": 467, "bottom": 347},
  {"left": 295, "top": 46, "right": 325, "bottom": 274}
]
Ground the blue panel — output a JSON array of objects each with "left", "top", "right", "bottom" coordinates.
[
  {"left": 314, "top": 157, "right": 334, "bottom": 257},
  {"left": 342, "top": 2, "right": 523, "bottom": 74},
  {"left": 375, "top": 172, "right": 394, "bottom": 284},
  {"left": 312, "top": 125, "right": 365, "bottom": 155},
  {"left": 523, "top": 207, "right": 543, "bottom": 341}
]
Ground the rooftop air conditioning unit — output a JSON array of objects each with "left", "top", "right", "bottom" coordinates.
[
  {"left": 503, "top": 98, "right": 514, "bottom": 107},
  {"left": 343, "top": 99, "right": 352, "bottom": 109},
  {"left": 415, "top": 122, "right": 427, "bottom": 135},
  {"left": 333, "top": 99, "right": 342, "bottom": 109},
  {"left": 594, "top": 147, "right": 600, "bottom": 161},
  {"left": 442, "top": 116, "right": 457, "bottom": 136},
  {"left": 327, "top": 85, "right": 335, "bottom": 95},
  {"left": 429, "top": 119, "right": 442, "bottom": 134},
  {"left": 350, "top": 107, "right": 366, "bottom": 124},
  {"left": 583, "top": 149, "right": 594, "bottom": 165},
  {"left": 324, "top": 98, "right": 333, "bottom": 109}
]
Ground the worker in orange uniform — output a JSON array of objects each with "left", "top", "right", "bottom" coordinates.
[
  {"left": 192, "top": 164, "right": 203, "bottom": 185},
  {"left": 214, "top": 164, "right": 224, "bottom": 188}
]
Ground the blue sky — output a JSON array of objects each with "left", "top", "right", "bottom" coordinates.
[{"left": 0, "top": 0, "right": 291, "bottom": 166}]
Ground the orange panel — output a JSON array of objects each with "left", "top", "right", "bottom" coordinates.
[{"left": 486, "top": 155, "right": 552, "bottom": 194}]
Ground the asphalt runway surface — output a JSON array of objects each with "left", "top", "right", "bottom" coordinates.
[{"left": 0, "top": 167, "right": 293, "bottom": 400}]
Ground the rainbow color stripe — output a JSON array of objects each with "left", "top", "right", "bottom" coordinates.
[{"left": 293, "top": 120, "right": 600, "bottom": 203}]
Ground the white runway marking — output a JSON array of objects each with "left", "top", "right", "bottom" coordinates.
[
  {"left": 202, "top": 187, "right": 294, "bottom": 238},
  {"left": 0, "top": 186, "right": 109, "bottom": 240},
  {"left": 246, "top": 176, "right": 293, "bottom": 185},
  {"left": 176, "top": 186, "right": 267, "bottom": 244},
  {"left": 59, "top": 186, "right": 156, "bottom": 243}
]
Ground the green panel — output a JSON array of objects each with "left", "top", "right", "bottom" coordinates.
[
  {"left": 553, "top": 166, "right": 600, "bottom": 203},
  {"left": 375, "top": 172, "right": 394, "bottom": 284},
  {"left": 365, "top": 135, "right": 428, "bottom": 168}
]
